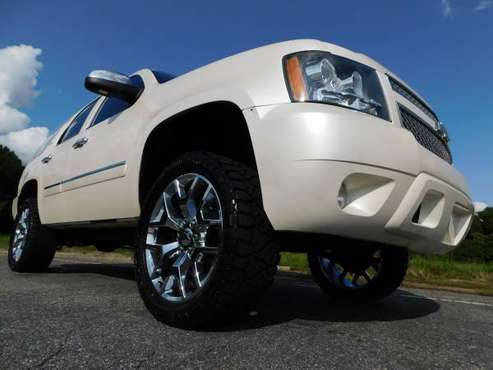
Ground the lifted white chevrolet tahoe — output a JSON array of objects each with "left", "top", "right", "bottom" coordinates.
[{"left": 8, "top": 40, "right": 473, "bottom": 327}]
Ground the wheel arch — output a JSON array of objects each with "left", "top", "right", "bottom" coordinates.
[
  {"left": 138, "top": 100, "right": 258, "bottom": 205},
  {"left": 13, "top": 179, "right": 39, "bottom": 220},
  {"left": 17, "top": 179, "right": 38, "bottom": 207}
]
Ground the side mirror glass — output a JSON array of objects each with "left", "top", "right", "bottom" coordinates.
[{"left": 85, "top": 70, "right": 142, "bottom": 102}]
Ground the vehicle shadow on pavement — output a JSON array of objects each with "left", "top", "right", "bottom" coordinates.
[
  {"left": 244, "top": 273, "right": 441, "bottom": 331},
  {"left": 49, "top": 262, "right": 136, "bottom": 281},
  {"left": 48, "top": 261, "right": 440, "bottom": 331}
]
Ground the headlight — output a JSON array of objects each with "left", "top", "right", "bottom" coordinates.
[{"left": 283, "top": 51, "right": 389, "bottom": 120}]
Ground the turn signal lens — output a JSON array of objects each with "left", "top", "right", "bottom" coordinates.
[{"left": 284, "top": 55, "right": 308, "bottom": 102}]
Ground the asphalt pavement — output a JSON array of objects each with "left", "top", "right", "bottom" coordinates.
[{"left": 1, "top": 252, "right": 492, "bottom": 369}]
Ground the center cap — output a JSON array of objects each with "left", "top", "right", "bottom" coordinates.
[{"left": 178, "top": 227, "right": 192, "bottom": 244}]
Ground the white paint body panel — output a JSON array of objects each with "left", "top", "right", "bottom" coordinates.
[{"left": 13, "top": 40, "right": 473, "bottom": 254}]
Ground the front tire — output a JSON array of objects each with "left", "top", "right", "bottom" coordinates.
[
  {"left": 308, "top": 245, "right": 408, "bottom": 302},
  {"left": 8, "top": 198, "right": 57, "bottom": 272},
  {"left": 135, "top": 152, "right": 279, "bottom": 328}
]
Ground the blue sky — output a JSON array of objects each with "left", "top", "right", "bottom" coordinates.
[{"left": 1, "top": 0, "right": 492, "bottom": 204}]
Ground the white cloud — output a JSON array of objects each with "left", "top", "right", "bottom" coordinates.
[
  {"left": 0, "top": 45, "right": 42, "bottom": 108},
  {"left": 474, "top": 202, "right": 489, "bottom": 213},
  {"left": 441, "top": 0, "right": 454, "bottom": 18},
  {"left": 0, "top": 127, "right": 49, "bottom": 163},
  {"left": 0, "top": 44, "right": 49, "bottom": 163},
  {"left": 0, "top": 104, "right": 30, "bottom": 134},
  {"left": 475, "top": 0, "right": 493, "bottom": 10}
]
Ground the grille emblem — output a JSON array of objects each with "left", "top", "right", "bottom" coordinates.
[{"left": 438, "top": 122, "right": 449, "bottom": 143}]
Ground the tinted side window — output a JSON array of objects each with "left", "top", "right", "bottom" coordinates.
[
  {"left": 152, "top": 70, "right": 175, "bottom": 83},
  {"left": 59, "top": 100, "right": 97, "bottom": 144},
  {"left": 91, "top": 75, "right": 143, "bottom": 127}
]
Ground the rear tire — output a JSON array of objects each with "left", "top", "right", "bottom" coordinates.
[
  {"left": 135, "top": 152, "right": 279, "bottom": 328},
  {"left": 8, "top": 198, "right": 57, "bottom": 272},
  {"left": 308, "top": 245, "right": 408, "bottom": 302}
]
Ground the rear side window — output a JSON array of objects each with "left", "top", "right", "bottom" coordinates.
[
  {"left": 58, "top": 100, "right": 97, "bottom": 144},
  {"left": 91, "top": 75, "right": 144, "bottom": 127}
]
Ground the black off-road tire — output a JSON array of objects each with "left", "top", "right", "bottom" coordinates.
[
  {"left": 308, "top": 246, "right": 408, "bottom": 302},
  {"left": 135, "top": 152, "right": 279, "bottom": 328},
  {"left": 8, "top": 198, "right": 57, "bottom": 272}
]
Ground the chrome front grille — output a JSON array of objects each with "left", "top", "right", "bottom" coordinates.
[
  {"left": 390, "top": 77, "right": 439, "bottom": 125},
  {"left": 399, "top": 107, "right": 452, "bottom": 164}
]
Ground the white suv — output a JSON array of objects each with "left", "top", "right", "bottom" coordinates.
[{"left": 8, "top": 40, "right": 473, "bottom": 327}]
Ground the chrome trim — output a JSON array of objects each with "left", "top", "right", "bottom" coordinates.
[
  {"left": 144, "top": 173, "right": 223, "bottom": 303},
  {"left": 388, "top": 75, "right": 439, "bottom": 125},
  {"left": 47, "top": 217, "right": 139, "bottom": 229},
  {"left": 87, "top": 70, "right": 131, "bottom": 84},
  {"left": 72, "top": 137, "right": 88, "bottom": 149},
  {"left": 44, "top": 161, "right": 126, "bottom": 190}
]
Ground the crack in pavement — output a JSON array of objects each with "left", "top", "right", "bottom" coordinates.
[{"left": 37, "top": 330, "right": 73, "bottom": 367}]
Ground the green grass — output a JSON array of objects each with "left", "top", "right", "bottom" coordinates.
[
  {"left": 405, "top": 254, "right": 493, "bottom": 294},
  {"left": 0, "top": 234, "right": 8, "bottom": 249},
  {"left": 0, "top": 234, "right": 133, "bottom": 258},
  {"left": 280, "top": 252, "right": 309, "bottom": 272},
  {"left": 1, "top": 234, "right": 492, "bottom": 295},
  {"left": 280, "top": 251, "right": 493, "bottom": 295}
]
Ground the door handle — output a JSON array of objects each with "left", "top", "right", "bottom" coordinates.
[
  {"left": 73, "top": 137, "right": 88, "bottom": 149},
  {"left": 41, "top": 155, "right": 53, "bottom": 164}
]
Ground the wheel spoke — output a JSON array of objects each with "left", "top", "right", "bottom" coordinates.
[
  {"left": 338, "top": 269, "right": 348, "bottom": 287},
  {"left": 161, "top": 241, "right": 180, "bottom": 256},
  {"left": 185, "top": 176, "right": 201, "bottom": 217},
  {"left": 163, "top": 190, "right": 185, "bottom": 230},
  {"left": 352, "top": 273, "right": 360, "bottom": 286},
  {"left": 192, "top": 260, "right": 202, "bottom": 288},
  {"left": 174, "top": 178, "right": 187, "bottom": 199},
  {"left": 199, "top": 185, "right": 212, "bottom": 210},
  {"left": 150, "top": 266, "right": 162, "bottom": 280},
  {"left": 172, "top": 252, "right": 193, "bottom": 298},
  {"left": 161, "top": 274, "right": 176, "bottom": 295},
  {"left": 146, "top": 226, "right": 160, "bottom": 247},
  {"left": 145, "top": 172, "right": 223, "bottom": 302},
  {"left": 145, "top": 249, "right": 157, "bottom": 278},
  {"left": 181, "top": 176, "right": 204, "bottom": 221}
]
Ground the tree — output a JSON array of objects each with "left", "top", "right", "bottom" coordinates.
[
  {"left": 0, "top": 145, "right": 24, "bottom": 232},
  {"left": 479, "top": 208, "right": 493, "bottom": 235}
]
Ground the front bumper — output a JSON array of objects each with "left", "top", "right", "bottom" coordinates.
[{"left": 244, "top": 103, "right": 473, "bottom": 254}]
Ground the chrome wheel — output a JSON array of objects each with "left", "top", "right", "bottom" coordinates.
[
  {"left": 318, "top": 250, "right": 384, "bottom": 290},
  {"left": 144, "top": 173, "right": 223, "bottom": 303},
  {"left": 11, "top": 208, "right": 30, "bottom": 262}
]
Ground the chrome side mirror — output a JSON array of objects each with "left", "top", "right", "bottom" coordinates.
[{"left": 85, "top": 70, "right": 142, "bottom": 103}]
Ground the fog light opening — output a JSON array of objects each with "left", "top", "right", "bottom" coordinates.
[
  {"left": 411, "top": 190, "right": 444, "bottom": 229},
  {"left": 412, "top": 205, "right": 421, "bottom": 224},
  {"left": 337, "top": 183, "right": 347, "bottom": 209},
  {"left": 336, "top": 173, "right": 395, "bottom": 217}
]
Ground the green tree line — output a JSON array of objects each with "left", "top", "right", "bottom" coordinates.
[
  {"left": 0, "top": 145, "right": 24, "bottom": 233},
  {"left": 451, "top": 208, "right": 493, "bottom": 262}
]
